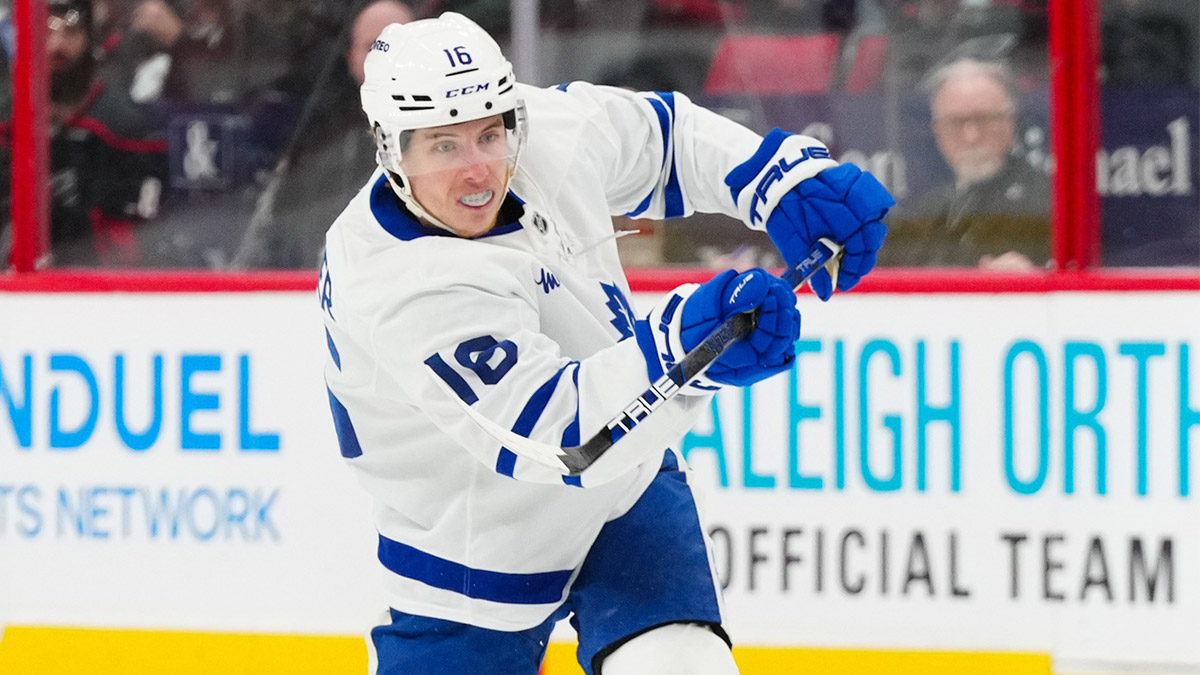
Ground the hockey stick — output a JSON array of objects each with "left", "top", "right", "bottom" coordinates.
[
  {"left": 425, "top": 238, "right": 844, "bottom": 475},
  {"left": 556, "top": 237, "right": 843, "bottom": 475}
]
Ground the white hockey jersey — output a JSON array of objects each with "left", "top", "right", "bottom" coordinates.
[{"left": 320, "top": 82, "right": 763, "bottom": 631}]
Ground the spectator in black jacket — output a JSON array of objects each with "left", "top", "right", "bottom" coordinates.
[{"left": 1, "top": 0, "right": 167, "bottom": 267}]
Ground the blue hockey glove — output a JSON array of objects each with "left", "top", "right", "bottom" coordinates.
[
  {"left": 678, "top": 269, "right": 800, "bottom": 387},
  {"left": 726, "top": 129, "right": 894, "bottom": 301}
]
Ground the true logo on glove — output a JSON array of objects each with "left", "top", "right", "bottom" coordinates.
[
  {"left": 748, "top": 146, "right": 831, "bottom": 226},
  {"left": 729, "top": 272, "right": 755, "bottom": 305}
]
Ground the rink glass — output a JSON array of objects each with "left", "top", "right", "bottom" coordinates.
[{"left": 3, "top": 0, "right": 1197, "bottom": 271}]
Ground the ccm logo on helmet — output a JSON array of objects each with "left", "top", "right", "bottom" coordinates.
[
  {"left": 446, "top": 83, "right": 490, "bottom": 98},
  {"left": 370, "top": 40, "right": 389, "bottom": 53}
]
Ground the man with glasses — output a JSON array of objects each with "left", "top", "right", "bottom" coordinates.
[{"left": 883, "top": 58, "right": 1050, "bottom": 269}]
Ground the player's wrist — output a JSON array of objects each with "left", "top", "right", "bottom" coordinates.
[
  {"left": 725, "top": 129, "right": 838, "bottom": 231},
  {"left": 636, "top": 283, "right": 727, "bottom": 395},
  {"left": 642, "top": 283, "right": 696, "bottom": 374}
]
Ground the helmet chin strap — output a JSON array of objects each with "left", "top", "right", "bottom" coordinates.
[
  {"left": 384, "top": 165, "right": 515, "bottom": 237},
  {"left": 384, "top": 170, "right": 453, "bottom": 233}
]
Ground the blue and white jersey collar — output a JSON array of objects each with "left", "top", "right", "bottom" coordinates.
[{"left": 370, "top": 173, "right": 527, "bottom": 241}]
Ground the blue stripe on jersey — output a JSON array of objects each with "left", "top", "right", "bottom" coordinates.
[
  {"left": 724, "top": 127, "right": 790, "bottom": 202},
  {"left": 371, "top": 174, "right": 524, "bottom": 241},
  {"left": 627, "top": 95, "right": 677, "bottom": 219},
  {"left": 664, "top": 165, "right": 684, "bottom": 218},
  {"left": 644, "top": 95, "right": 684, "bottom": 219},
  {"left": 326, "top": 387, "right": 362, "bottom": 458},
  {"left": 325, "top": 328, "right": 341, "bottom": 370},
  {"left": 623, "top": 191, "right": 654, "bottom": 218},
  {"left": 425, "top": 353, "right": 479, "bottom": 405},
  {"left": 658, "top": 91, "right": 677, "bottom": 116},
  {"left": 497, "top": 364, "right": 572, "bottom": 477},
  {"left": 377, "top": 535, "right": 573, "bottom": 605},
  {"left": 655, "top": 92, "right": 685, "bottom": 218},
  {"left": 646, "top": 97, "right": 671, "bottom": 169},
  {"left": 633, "top": 319, "right": 664, "bottom": 381},
  {"left": 495, "top": 448, "right": 519, "bottom": 476},
  {"left": 560, "top": 365, "right": 583, "bottom": 488},
  {"left": 561, "top": 364, "right": 581, "bottom": 447}
]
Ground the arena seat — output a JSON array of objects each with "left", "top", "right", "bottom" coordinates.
[
  {"left": 702, "top": 34, "right": 840, "bottom": 95},
  {"left": 844, "top": 34, "right": 889, "bottom": 94}
]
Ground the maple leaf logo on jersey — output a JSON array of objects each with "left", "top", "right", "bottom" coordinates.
[{"left": 601, "top": 282, "right": 636, "bottom": 339}]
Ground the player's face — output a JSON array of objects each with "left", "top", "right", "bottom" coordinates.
[
  {"left": 403, "top": 115, "right": 512, "bottom": 238},
  {"left": 931, "top": 74, "right": 1016, "bottom": 185}
]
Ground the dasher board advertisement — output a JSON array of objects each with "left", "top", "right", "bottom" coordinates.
[{"left": 0, "top": 290, "right": 1197, "bottom": 673}]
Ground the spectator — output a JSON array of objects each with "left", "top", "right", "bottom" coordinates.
[
  {"left": 881, "top": 58, "right": 1049, "bottom": 269},
  {"left": 98, "top": 0, "right": 277, "bottom": 106},
  {"left": 884, "top": 0, "right": 1050, "bottom": 89},
  {"left": 162, "top": 0, "right": 242, "bottom": 102},
  {"left": 1102, "top": 0, "right": 1194, "bottom": 87},
  {"left": 0, "top": 0, "right": 167, "bottom": 267},
  {"left": 346, "top": 0, "right": 415, "bottom": 86},
  {"left": 230, "top": 0, "right": 415, "bottom": 269},
  {"left": 97, "top": 0, "right": 185, "bottom": 103}
]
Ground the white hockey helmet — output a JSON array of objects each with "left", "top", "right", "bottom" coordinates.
[{"left": 360, "top": 12, "right": 527, "bottom": 229}]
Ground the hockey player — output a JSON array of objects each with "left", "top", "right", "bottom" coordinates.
[{"left": 320, "top": 13, "right": 891, "bottom": 675}]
